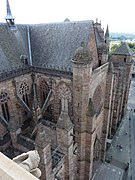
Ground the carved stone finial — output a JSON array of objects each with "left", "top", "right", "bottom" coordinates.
[
  {"left": 72, "top": 42, "right": 92, "bottom": 64},
  {"left": 13, "top": 150, "right": 41, "bottom": 178},
  {"left": 35, "top": 124, "right": 50, "bottom": 148}
]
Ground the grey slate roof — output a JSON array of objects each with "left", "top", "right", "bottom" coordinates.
[
  {"left": 113, "top": 42, "right": 133, "bottom": 55},
  {"left": 0, "top": 23, "right": 29, "bottom": 72},
  {"left": 94, "top": 27, "right": 104, "bottom": 46},
  {"left": 29, "top": 20, "right": 93, "bottom": 71}
]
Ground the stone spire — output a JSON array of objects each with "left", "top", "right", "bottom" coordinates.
[
  {"left": 57, "top": 109, "right": 73, "bottom": 130},
  {"left": 57, "top": 98, "right": 73, "bottom": 130},
  {"left": 31, "top": 73, "right": 42, "bottom": 124},
  {"left": 105, "top": 25, "right": 109, "bottom": 39},
  {"left": 6, "top": 0, "right": 13, "bottom": 18},
  {"left": 35, "top": 124, "right": 53, "bottom": 180},
  {"left": 56, "top": 98, "right": 74, "bottom": 180},
  {"left": 35, "top": 124, "right": 50, "bottom": 148},
  {"left": 5, "top": 0, "right": 16, "bottom": 30},
  {"left": 32, "top": 73, "right": 39, "bottom": 110}
]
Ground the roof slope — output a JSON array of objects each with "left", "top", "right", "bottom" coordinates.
[
  {"left": 113, "top": 42, "right": 133, "bottom": 55},
  {"left": 30, "top": 20, "right": 93, "bottom": 71},
  {"left": 0, "top": 23, "right": 29, "bottom": 72},
  {"left": 94, "top": 27, "right": 104, "bottom": 45}
]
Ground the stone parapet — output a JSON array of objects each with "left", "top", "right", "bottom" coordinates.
[{"left": 0, "top": 152, "right": 39, "bottom": 180}]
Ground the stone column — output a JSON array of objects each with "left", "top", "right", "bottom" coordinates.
[
  {"left": 84, "top": 98, "right": 96, "bottom": 179},
  {"left": 72, "top": 44, "right": 92, "bottom": 180},
  {"left": 35, "top": 125, "right": 53, "bottom": 180},
  {"left": 8, "top": 114, "right": 21, "bottom": 148},
  {"left": 101, "top": 63, "right": 114, "bottom": 161},
  {"left": 56, "top": 97, "right": 74, "bottom": 180}
]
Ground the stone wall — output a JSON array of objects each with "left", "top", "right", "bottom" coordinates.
[
  {"left": 88, "top": 24, "right": 99, "bottom": 69},
  {"left": 73, "top": 61, "right": 109, "bottom": 179}
]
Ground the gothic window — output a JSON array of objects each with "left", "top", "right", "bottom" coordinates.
[
  {"left": 39, "top": 80, "right": 51, "bottom": 117},
  {"left": 0, "top": 91, "right": 10, "bottom": 122},
  {"left": 39, "top": 80, "right": 50, "bottom": 106},
  {"left": 18, "top": 82, "right": 30, "bottom": 107}
]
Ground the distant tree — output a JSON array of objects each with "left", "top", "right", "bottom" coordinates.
[
  {"left": 109, "top": 41, "right": 122, "bottom": 59},
  {"left": 126, "top": 42, "right": 135, "bottom": 51},
  {"left": 110, "top": 44, "right": 118, "bottom": 52}
]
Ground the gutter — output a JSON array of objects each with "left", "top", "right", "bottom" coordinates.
[{"left": 27, "top": 25, "right": 32, "bottom": 66}]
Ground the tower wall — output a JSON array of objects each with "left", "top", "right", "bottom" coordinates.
[{"left": 73, "top": 61, "right": 108, "bottom": 179}]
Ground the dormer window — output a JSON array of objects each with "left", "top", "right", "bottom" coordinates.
[
  {"left": 20, "top": 55, "right": 28, "bottom": 65},
  {"left": 6, "top": 19, "right": 16, "bottom": 30},
  {"left": 24, "top": 58, "right": 28, "bottom": 65}
]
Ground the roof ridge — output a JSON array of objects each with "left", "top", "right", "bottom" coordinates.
[{"left": 28, "top": 20, "right": 93, "bottom": 26}]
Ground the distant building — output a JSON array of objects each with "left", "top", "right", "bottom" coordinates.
[{"left": 0, "top": 1, "right": 133, "bottom": 180}]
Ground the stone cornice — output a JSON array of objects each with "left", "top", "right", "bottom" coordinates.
[{"left": 0, "top": 66, "right": 73, "bottom": 82}]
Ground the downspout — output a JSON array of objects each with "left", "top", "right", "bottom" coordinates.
[{"left": 27, "top": 25, "right": 32, "bottom": 66}]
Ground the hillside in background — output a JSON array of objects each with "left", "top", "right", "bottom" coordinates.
[{"left": 110, "top": 32, "right": 135, "bottom": 41}]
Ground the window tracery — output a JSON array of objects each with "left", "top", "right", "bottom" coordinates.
[
  {"left": 0, "top": 91, "right": 10, "bottom": 122},
  {"left": 18, "top": 82, "right": 30, "bottom": 107},
  {"left": 39, "top": 80, "right": 50, "bottom": 106},
  {"left": 57, "top": 82, "right": 72, "bottom": 115},
  {"left": 39, "top": 79, "right": 51, "bottom": 117}
]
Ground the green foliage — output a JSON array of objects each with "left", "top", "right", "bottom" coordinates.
[
  {"left": 109, "top": 41, "right": 135, "bottom": 59},
  {"left": 109, "top": 41, "right": 122, "bottom": 59},
  {"left": 126, "top": 42, "right": 135, "bottom": 51}
]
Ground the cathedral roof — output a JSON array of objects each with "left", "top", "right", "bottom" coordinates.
[
  {"left": 94, "top": 27, "right": 104, "bottom": 45},
  {"left": 0, "top": 20, "right": 105, "bottom": 76},
  {"left": 113, "top": 42, "right": 133, "bottom": 55},
  {"left": 0, "top": 23, "right": 29, "bottom": 72},
  {"left": 29, "top": 20, "right": 93, "bottom": 71}
]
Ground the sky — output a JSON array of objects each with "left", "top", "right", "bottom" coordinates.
[{"left": 0, "top": 0, "right": 135, "bottom": 33}]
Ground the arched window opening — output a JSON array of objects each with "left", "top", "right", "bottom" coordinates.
[
  {"left": 39, "top": 80, "right": 50, "bottom": 106},
  {"left": 18, "top": 82, "right": 30, "bottom": 107},
  {"left": 0, "top": 91, "right": 10, "bottom": 122},
  {"left": 40, "top": 79, "right": 52, "bottom": 118},
  {"left": 18, "top": 82, "right": 30, "bottom": 115}
]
